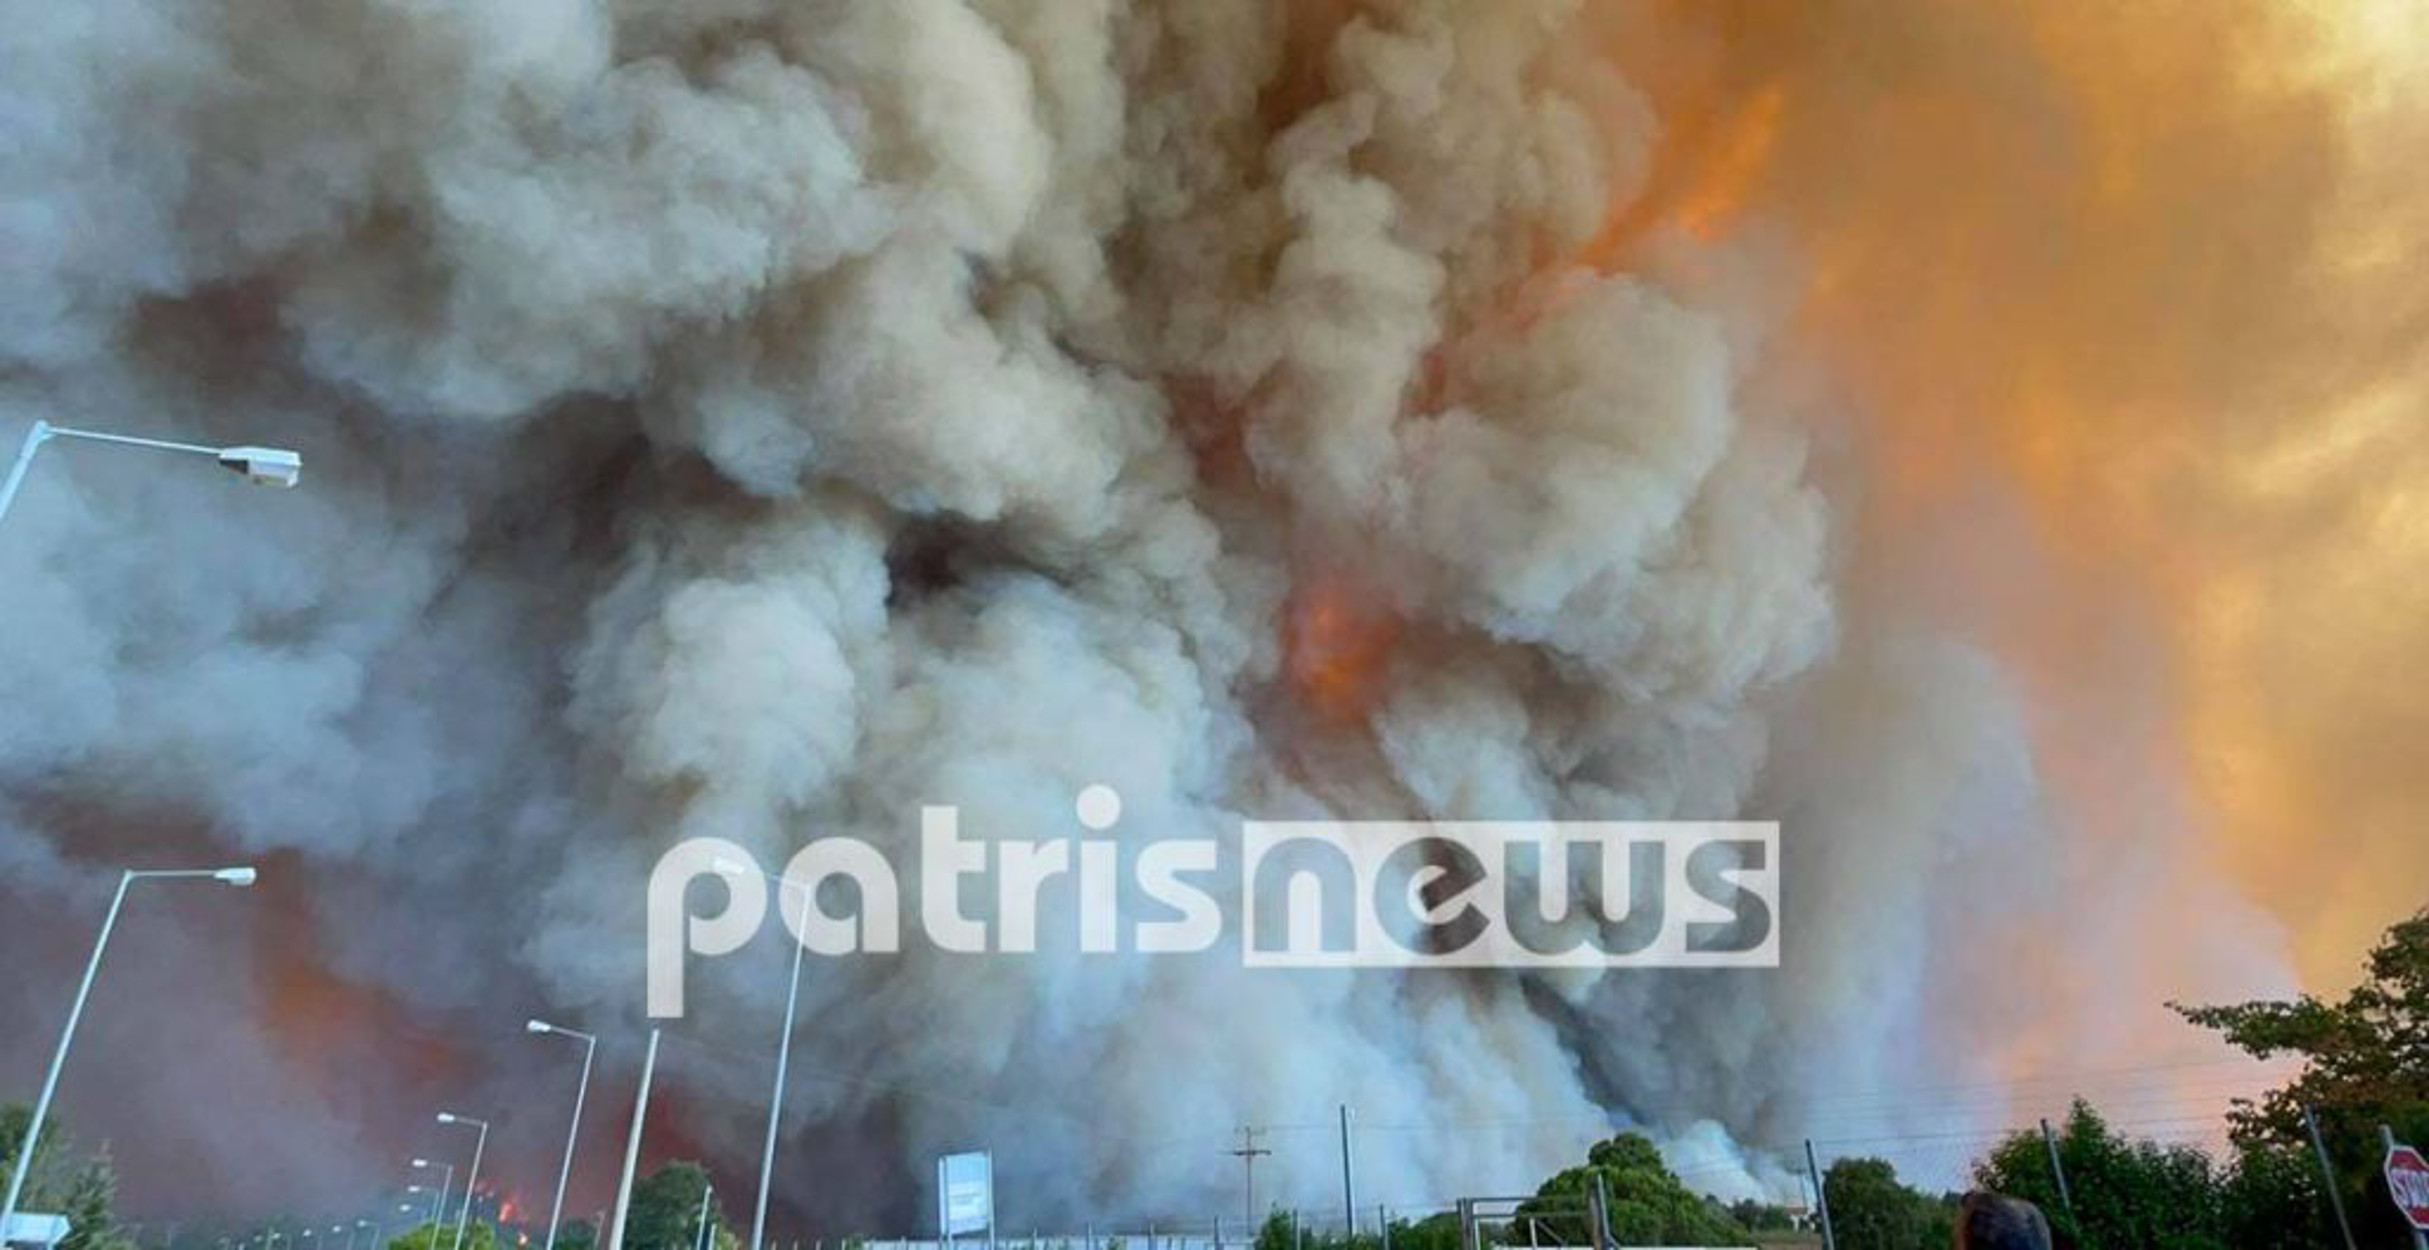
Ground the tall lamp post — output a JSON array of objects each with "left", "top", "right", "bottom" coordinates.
[
  {"left": 712, "top": 860, "right": 810, "bottom": 1250},
  {"left": 1, "top": 420, "right": 302, "bottom": 529},
  {"left": 0, "top": 866, "right": 258, "bottom": 1241},
  {"left": 410, "top": 1161, "right": 455, "bottom": 1243},
  {"left": 434, "top": 1114, "right": 489, "bottom": 1250},
  {"left": 525, "top": 1021, "right": 597, "bottom": 1250}
]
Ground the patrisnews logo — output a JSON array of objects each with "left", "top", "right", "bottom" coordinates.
[
  {"left": 1242, "top": 821, "right": 1777, "bottom": 968},
  {"left": 646, "top": 804, "right": 1779, "bottom": 1016}
]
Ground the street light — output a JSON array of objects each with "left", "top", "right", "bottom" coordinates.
[
  {"left": 411, "top": 1160, "right": 456, "bottom": 1245},
  {"left": 435, "top": 1114, "right": 489, "bottom": 1250},
  {"left": 0, "top": 866, "right": 259, "bottom": 1241},
  {"left": 712, "top": 858, "right": 808, "bottom": 1250},
  {"left": 0, "top": 420, "right": 303, "bottom": 529},
  {"left": 525, "top": 1020, "right": 597, "bottom": 1250}
]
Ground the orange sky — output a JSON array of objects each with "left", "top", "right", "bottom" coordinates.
[{"left": 1584, "top": 0, "right": 2429, "bottom": 990}]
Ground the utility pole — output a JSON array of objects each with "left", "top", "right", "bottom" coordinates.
[
  {"left": 2303, "top": 1106, "right": 2357, "bottom": 1250},
  {"left": 1228, "top": 1128, "right": 1272, "bottom": 1232},
  {"left": 1802, "top": 1140, "right": 1835, "bottom": 1250},
  {"left": 1337, "top": 1106, "right": 1357, "bottom": 1235},
  {"left": 2040, "top": 1119, "right": 2076, "bottom": 1226}
]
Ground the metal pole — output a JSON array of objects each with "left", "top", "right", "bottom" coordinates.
[
  {"left": 751, "top": 909, "right": 811, "bottom": 1250},
  {"left": 607, "top": 1029, "right": 662, "bottom": 1250},
  {"left": 0, "top": 871, "right": 133, "bottom": 1241},
  {"left": 454, "top": 1123, "right": 490, "bottom": 1250},
  {"left": 2304, "top": 1106, "right": 2357, "bottom": 1250},
  {"left": 0, "top": 420, "right": 53, "bottom": 528},
  {"left": 426, "top": 1165, "right": 456, "bottom": 1249},
  {"left": 1377, "top": 1208, "right": 1389, "bottom": 1250},
  {"left": 545, "top": 1032, "right": 599, "bottom": 1250},
  {"left": 694, "top": 1183, "right": 715, "bottom": 1250},
  {"left": 47, "top": 427, "right": 222, "bottom": 457},
  {"left": 1337, "top": 1107, "right": 1355, "bottom": 1236},
  {"left": 1802, "top": 1140, "right": 1835, "bottom": 1250},
  {"left": 2039, "top": 1119, "right": 2075, "bottom": 1225},
  {"left": 2383, "top": 1125, "right": 2428, "bottom": 1250}
]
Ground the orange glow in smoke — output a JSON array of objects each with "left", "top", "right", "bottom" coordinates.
[
  {"left": 1580, "top": 80, "right": 1787, "bottom": 269},
  {"left": 1578, "top": 0, "right": 2429, "bottom": 992},
  {"left": 260, "top": 866, "right": 468, "bottom": 1096},
  {"left": 1286, "top": 577, "right": 1401, "bottom": 724},
  {"left": 1669, "top": 85, "right": 1785, "bottom": 241}
]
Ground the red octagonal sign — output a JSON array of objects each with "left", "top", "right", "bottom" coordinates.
[{"left": 2387, "top": 1142, "right": 2429, "bottom": 1230}]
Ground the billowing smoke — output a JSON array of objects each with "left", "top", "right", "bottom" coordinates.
[{"left": 4, "top": 0, "right": 2414, "bottom": 1230}]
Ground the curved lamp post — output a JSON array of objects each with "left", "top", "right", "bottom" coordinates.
[
  {"left": 409, "top": 1160, "right": 455, "bottom": 1244},
  {"left": 0, "top": 867, "right": 258, "bottom": 1241},
  {"left": 434, "top": 1114, "right": 489, "bottom": 1250},
  {"left": 1, "top": 421, "right": 301, "bottom": 530},
  {"left": 525, "top": 1020, "right": 597, "bottom": 1250},
  {"left": 712, "top": 859, "right": 809, "bottom": 1250}
]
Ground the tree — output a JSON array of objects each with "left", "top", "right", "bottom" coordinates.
[
  {"left": 2176, "top": 905, "right": 2429, "bottom": 1245},
  {"left": 388, "top": 1222, "right": 500, "bottom": 1250},
  {"left": 619, "top": 1163, "right": 735, "bottom": 1250},
  {"left": 2216, "top": 1140, "right": 2337, "bottom": 1250},
  {"left": 1517, "top": 1133, "right": 1747, "bottom": 1247},
  {"left": 1975, "top": 1101, "right": 2223, "bottom": 1249},
  {"left": 1821, "top": 1157, "right": 1950, "bottom": 1250},
  {"left": 1725, "top": 1199, "right": 1796, "bottom": 1232},
  {"left": 56, "top": 1149, "right": 135, "bottom": 1250},
  {"left": 0, "top": 1105, "right": 66, "bottom": 1202},
  {"left": 0, "top": 1105, "right": 128, "bottom": 1250}
]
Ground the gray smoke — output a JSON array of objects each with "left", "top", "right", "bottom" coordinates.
[{"left": 0, "top": 0, "right": 2294, "bottom": 1230}]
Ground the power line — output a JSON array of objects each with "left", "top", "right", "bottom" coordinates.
[{"left": 1227, "top": 1127, "right": 1273, "bottom": 1231}]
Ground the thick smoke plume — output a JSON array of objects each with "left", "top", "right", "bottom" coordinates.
[{"left": 3, "top": 0, "right": 2418, "bottom": 1230}]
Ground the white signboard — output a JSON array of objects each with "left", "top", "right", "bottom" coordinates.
[
  {"left": 0, "top": 1213, "right": 71, "bottom": 1249},
  {"left": 937, "top": 1150, "right": 994, "bottom": 1240}
]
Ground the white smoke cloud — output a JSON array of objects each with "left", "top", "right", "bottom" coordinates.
[{"left": 0, "top": 0, "right": 2293, "bottom": 1230}]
